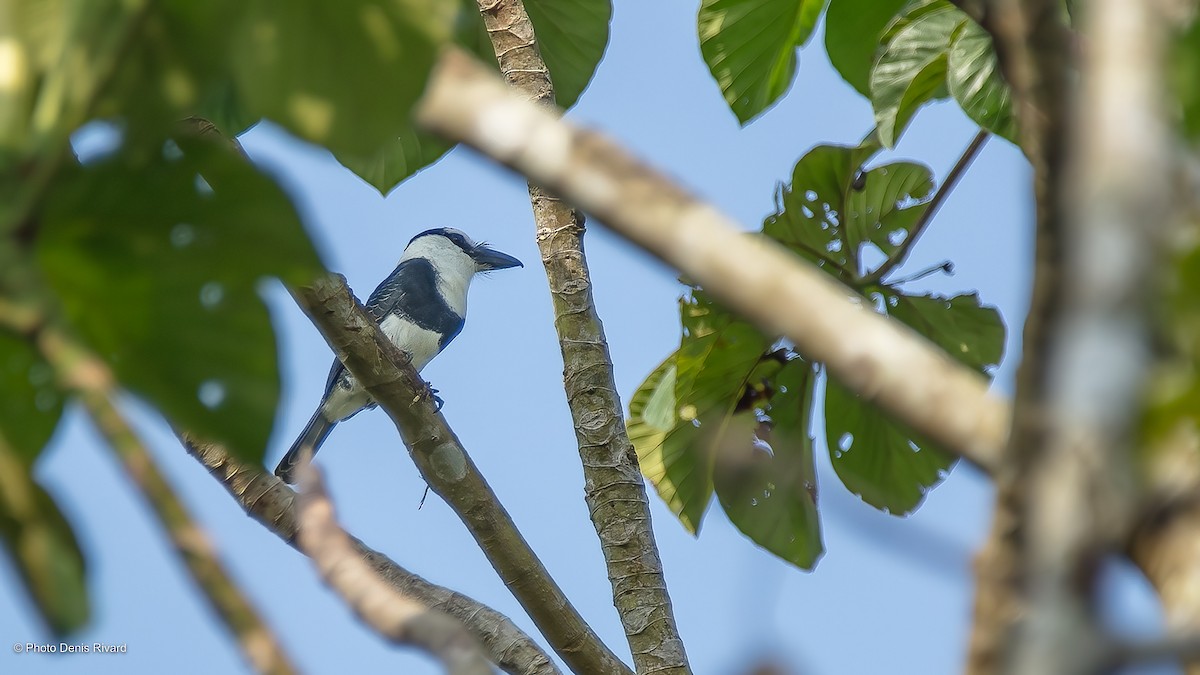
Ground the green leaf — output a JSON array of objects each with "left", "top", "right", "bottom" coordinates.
[
  {"left": 716, "top": 359, "right": 823, "bottom": 569},
  {"left": 888, "top": 292, "right": 1005, "bottom": 373},
  {"left": 869, "top": 0, "right": 964, "bottom": 146},
  {"left": 0, "top": 334, "right": 63, "bottom": 466},
  {"left": 1172, "top": 15, "right": 1200, "bottom": 141},
  {"left": 765, "top": 141, "right": 933, "bottom": 277},
  {"left": 525, "top": 0, "right": 612, "bottom": 110},
  {"left": 629, "top": 293, "right": 772, "bottom": 532},
  {"left": 698, "top": 0, "right": 829, "bottom": 124},
  {"left": 825, "top": 376, "right": 954, "bottom": 513},
  {"left": 38, "top": 139, "right": 322, "bottom": 463},
  {"left": 825, "top": 0, "right": 909, "bottom": 97},
  {"left": 0, "top": 437, "right": 89, "bottom": 635},
  {"left": 333, "top": 127, "right": 453, "bottom": 195},
  {"left": 232, "top": 0, "right": 454, "bottom": 156},
  {"left": 947, "top": 20, "right": 1017, "bottom": 143}
]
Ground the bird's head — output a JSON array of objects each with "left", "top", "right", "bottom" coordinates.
[{"left": 402, "top": 228, "right": 523, "bottom": 275}]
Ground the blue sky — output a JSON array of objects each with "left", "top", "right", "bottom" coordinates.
[{"left": 0, "top": 1, "right": 1175, "bottom": 674}]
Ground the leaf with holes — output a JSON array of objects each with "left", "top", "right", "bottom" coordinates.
[
  {"left": 870, "top": 0, "right": 965, "bottom": 147},
  {"left": 525, "top": 0, "right": 612, "bottom": 109},
  {"left": 765, "top": 141, "right": 933, "bottom": 278},
  {"left": 629, "top": 292, "right": 772, "bottom": 533},
  {"left": 0, "top": 334, "right": 64, "bottom": 465},
  {"left": 825, "top": 377, "right": 954, "bottom": 513},
  {"left": 0, "top": 437, "right": 89, "bottom": 636},
  {"left": 888, "top": 292, "right": 1005, "bottom": 373},
  {"left": 947, "top": 19, "right": 1017, "bottom": 143},
  {"left": 698, "top": 0, "right": 828, "bottom": 124},
  {"left": 716, "top": 359, "right": 823, "bottom": 568},
  {"left": 825, "top": 0, "right": 909, "bottom": 97},
  {"left": 38, "top": 139, "right": 322, "bottom": 463}
]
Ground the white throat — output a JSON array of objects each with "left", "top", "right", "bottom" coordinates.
[{"left": 400, "top": 235, "right": 476, "bottom": 316}]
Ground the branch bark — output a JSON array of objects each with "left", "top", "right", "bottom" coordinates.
[
  {"left": 33, "top": 328, "right": 298, "bottom": 675},
  {"left": 414, "top": 48, "right": 1011, "bottom": 474},
  {"left": 473, "top": 2, "right": 691, "bottom": 672},
  {"left": 183, "top": 437, "right": 560, "bottom": 675},
  {"left": 290, "top": 274, "right": 633, "bottom": 675},
  {"left": 295, "top": 463, "right": 493, "bottom": 675}
]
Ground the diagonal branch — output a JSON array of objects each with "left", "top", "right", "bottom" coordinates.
[
  {"left": 182, "top": 437, "right": 560, "bottom": 675},
  {"left": 295, "top": 463, "right": 493, "bottom": 675},
  {"left": 473, "top": 1, "right": 692, "bottom": 672},
  {"left": 33, "top": 327, "right": 298, "bottom": 675},
  {"left": 414, "top": 48, "right": 1012, "bottom": 474},
  {"left": 290, "top": 274, "right": 633, "bottom": 675}
]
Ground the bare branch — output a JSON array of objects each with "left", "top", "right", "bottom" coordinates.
[
  {"left": 414, "top": 48, "right": 1011, "bottom": 474},
  {"left": 33, "top": 328, "right": 298, "bottom": 675},
  {"left": 290, "top": 274, "right": 633, "bottom": 675},
  {"left": 182, "top": 437, "right": 561, "bottom": 675},
  {"left": 295, "top": 462, "right": 493, "bottom": 675},
  {"left": 473, "top": 1, "right": 692, "bottom": 672}
]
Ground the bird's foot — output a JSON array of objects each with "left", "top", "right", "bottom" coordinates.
[{"left": 413, "top": 381, "right": 443, "bottom": 411}]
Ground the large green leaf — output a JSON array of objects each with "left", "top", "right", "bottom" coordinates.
[
  {"left": 889, "top": 292, "right": 1005, "bottom": 373},
  {"left": 824, "top": 0, "right": 909, "bottom": 97},
  {"left": 629, "top": 294, "right": 772, "bottom": 532},
  {"left": 38, "top": 139, "right": 322, "bottom": 462},
  {"left": 698, "top": 0, "right": 828, "bottom": 125},
  {"left": 869, "top": 0, "right": 964, "bottom": 147},
  {"left": 0, "top": 436, "right": 89, "bottom": 636},
  {"left": 1171, "top": 15, "right": 1200, "bottom": 142},
  {"left": 716, "top": 359, "right": 823, "bottom": 568},
  {"left": 233, "top": 0, "right": 453, "bottom": 157},
  {"left": 947, "top": 20, "right": 1017, "bottom": 143},
  {"left": 765, "top": 141, "right": 933, "bottom": 277},
  {"left": 525, "top": 0, "right": 612, "bottom": 110},
  {"left": 0, "top": 334, "right": 63, "bottom": 466}
]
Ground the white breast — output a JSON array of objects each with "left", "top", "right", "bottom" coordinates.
[{"left": 379, "top": 313, "right": 443, "bottom": 372}]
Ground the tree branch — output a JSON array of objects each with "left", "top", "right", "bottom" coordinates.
[
  {"left": 295, "top": 462, "right": 493, "bottom": 675},
  {"left": 473, "top": 2, "right": 692, "bottom": 672},
  {"left": 414, "top": 48, "right": 1012, "bottom": 474},
  {"left": 33, "top": 328, "right": 297, "bottom": 675},
  {"left": 182, "top": 437, "right": 560, "bottom": 675},
  {"left": 289, "top": 275, "right": 633, "bottom": 675},
  {"left": 862, "top": 130, "right": 990, "bottom": 285}
]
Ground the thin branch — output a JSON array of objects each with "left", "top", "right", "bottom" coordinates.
[
  {"left": 290, "top": 275, "right": 633, "bottom": 675},
  {"left": 295, "top": 462, "right": 493, "bottom": 675},
  {"left": 33, "top": 328, "right": 298, "bottom": 675},
  {"left": 473, "top": 1, "right": 692, "bottom": 672},
  {"left": 415, "top": 48, "right": 1012, "bottom": 475},
  {"left": 861, "top": 130, "right": 990, "bottom": 285},
  {"left": 182, "top": 437, "right": 561, "bottom": 675}
]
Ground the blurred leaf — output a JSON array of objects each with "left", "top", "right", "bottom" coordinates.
[
  {"left": 765, "top": 141, "right": 933, "bottom": 277},
  {"left": 947, "top": 20, "right": 1017, "bottom": 143},
  {"left": 629, "top": 293, "right": 771, "bottom": 533},
  {"left": 233, "top": 0, "right": 454, "bottom": 156},
  {"left": 38, "top": 139, "right": 322, "bottom": 463},
  {"left": 870, "top": 0, "right": 964, "bottom": 147},
  {"left": 716, "top": 360, "right": 823, "bottom": 569},
  {"left": 525, "top": 0, "right": 612, "bottom": 110},
  {"left": 824, "top": 0, "right": 909, "bottom": 97},
  {"left": 334, "top": 127, "right": 453, "bottom": 195},
  {"left": 1172, "top": 14, "right": 1200, "bottom": 141},
  {"left": 0, "top": 334, "right": 63, "bottom": 466},
  {"left": 0, "top": 437, "right": 89, "bottom": 635},
  {"left": 825, "top": 376, "right": 953, "bottom": 513},
  {"left": 889, "top": 291, "right": 1005, "bottom": 373},
  {"left": 698, "top": 0, "right": 828, "bottom": 124}
]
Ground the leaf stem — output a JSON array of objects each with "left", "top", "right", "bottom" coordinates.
[{"left": 861, "top": 129, "right": 990, "bottom": 286}]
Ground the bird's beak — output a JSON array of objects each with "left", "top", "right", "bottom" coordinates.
[{"left": 471, "top": 245, "right": 523, "bottom": 271}]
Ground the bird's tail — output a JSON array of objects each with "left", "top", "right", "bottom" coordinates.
[{"left": 275, "top": 410, "right": 335, "bottom": 484}]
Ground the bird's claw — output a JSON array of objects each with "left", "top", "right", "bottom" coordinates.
[{"left": 414, "top": 381, "right": 443, "bottom": 411}]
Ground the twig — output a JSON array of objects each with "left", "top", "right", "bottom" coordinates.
[
  {"left": 182, "top": 437, "right": 561, "bottom": 675},
  {"left": 34, "top": 328, "right": 297, "bottom": 675},
  {"left": 415, "top": 48, "right": 1012, "bottom": 474},
  {"left": 473, "top": 1, "right": 692, "bottom": 671},
  {"left": 861, "top": 130, "right": 990, "bottom": 285},
  {"left": 295, "top": 462, "right": 493, "bottom": 675},
  {"left": 290, "top": 275, "right": 633, "bottom": 675}
]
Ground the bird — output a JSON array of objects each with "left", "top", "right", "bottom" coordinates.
[{"left": 274, "top": 228, "right": 523, "bottom": 483}]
